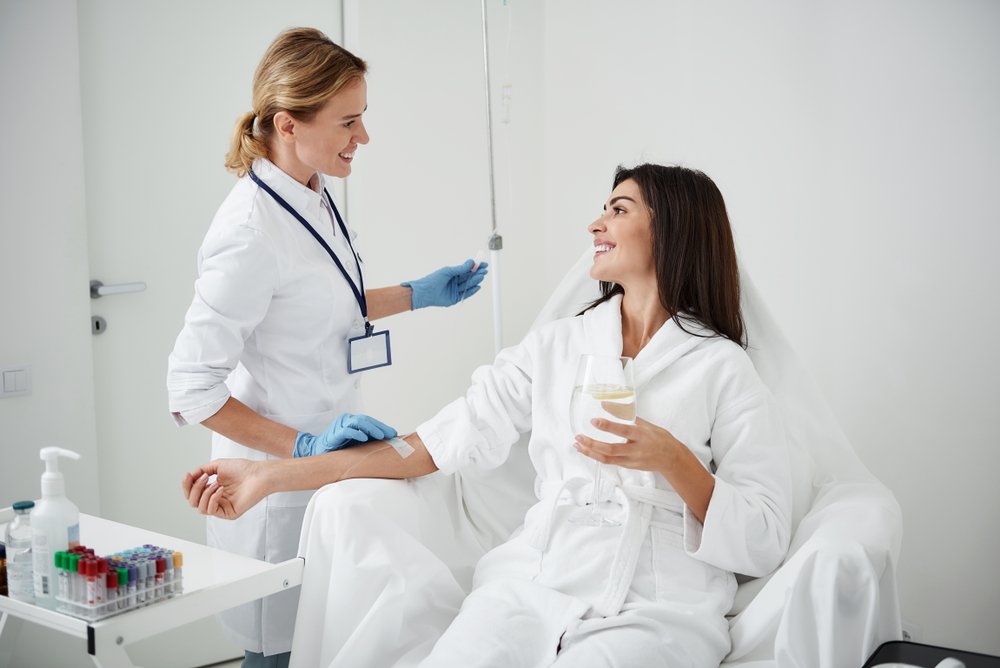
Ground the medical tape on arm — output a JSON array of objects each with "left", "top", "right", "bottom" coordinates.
[{"left": 386, "top": 436, "right": 415, "bottom": 458}]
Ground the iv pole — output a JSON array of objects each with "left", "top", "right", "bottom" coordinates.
[{"left": 480, "top": 0, "right": 503, "bottom": 355}]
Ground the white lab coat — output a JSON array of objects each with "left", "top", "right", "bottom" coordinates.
[
  {"left": 410, "top": 294, "right": 793, "bottom": 666},
  {"left": 167, "top": 158, "right": 366, "bottom": 655}
]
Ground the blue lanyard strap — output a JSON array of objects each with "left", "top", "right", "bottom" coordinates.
[{"left": 248, "top": 169, "right": 369, "bottom": 326}]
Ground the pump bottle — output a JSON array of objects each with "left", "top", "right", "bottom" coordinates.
[{"left": 31, "top": 447, "right": 81, "bottom": 609}]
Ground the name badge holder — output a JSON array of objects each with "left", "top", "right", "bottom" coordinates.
[
  {"left": 348, "top": 325, "right": 392, "bottom": 373},
  {"left": 249, "top": 169, "right": 391, "bottom": 374}
]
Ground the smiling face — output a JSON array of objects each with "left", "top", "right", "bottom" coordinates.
[
  {"left": 272, "top": 77, "right": 370, "bottom": 183},
  {"left": 588, "top": 178, "right": 655, "bottom": 288}
]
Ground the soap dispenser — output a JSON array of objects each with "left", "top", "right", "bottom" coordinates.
[{"left": 31, "top": 446, "right": 81, "bottom": 609}]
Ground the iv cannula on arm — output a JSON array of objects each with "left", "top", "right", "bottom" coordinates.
[{"left": 182, "top": 434, "right": 437, "bottom": 521}]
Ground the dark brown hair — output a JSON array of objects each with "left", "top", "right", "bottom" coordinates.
[{"left": 584, "top": 164, "right": 745, "bottom": 347}]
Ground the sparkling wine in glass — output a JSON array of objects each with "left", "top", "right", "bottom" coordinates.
[{"left": 569, "top": 355, "right": 636, "bottom": 526}]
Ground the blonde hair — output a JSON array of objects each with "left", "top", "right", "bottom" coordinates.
[{"left": 225, "top": 28, "right": 368, "bottom": 177}]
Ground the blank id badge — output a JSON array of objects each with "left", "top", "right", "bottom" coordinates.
[{"left": 348, "top": 329, "right": 392, "bottom": 373}]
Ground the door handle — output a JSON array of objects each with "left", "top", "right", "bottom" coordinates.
[{"left": 90, "top": 280, "right": 146, "bottom": 299}]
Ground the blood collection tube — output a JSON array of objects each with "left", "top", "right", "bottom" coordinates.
[
  {"left": 76, "top": 550, "right": 87, "bottom": 605},
  {"left": 62, "top": 553, "right": 70, "bottom": 603},
  {"left": 144, "top": 558, "right": 155, "bottom": 601},
  {"left": 77, "top": 555, "right": 87, "bottom": 605},
  {"left": 172, "top": 551, "right": 183, "bottom": 594},
  {"left": 116, "top": 567, "right": 128, "bottom": 609},
  {"left": 155, "top": 557, "right": 166, "bottom": 599},
  {"left": 127, "top": 564, "right": 138, "bottom": 608},
  {"left": 135, "top": 559, "right": 147, "bottom": 604},
  {"left": 104, "top": 571, "right": 117, "bottom": 612},
  {"left": 96, "top": 559, "right": 108, "bottom": 607},
  {"left": 55, "top": 552, "right": 68, "bottom": 602},
  {"left": 163, "top": 551, "right": 174, "bottom": 595},
  {"left": 66, "top": 553, "right": 75, "bottom": 604},
  {"left": 85, "top": 559, "right": 98, "bottom": 607},
  {"left": 144, "top": 558, "right": 155, "bottom": 602}
]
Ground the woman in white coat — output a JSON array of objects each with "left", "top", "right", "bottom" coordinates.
[
  {"left": 183, "top": 163, "right": 793, "bottom": 667},
  {"left": 166, "top": 28, "right": 487, "bottom": 668}
]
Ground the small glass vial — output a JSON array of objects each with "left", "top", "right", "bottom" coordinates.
[{"left": 5, "top": 501, "right": 36, "bottom": 604}]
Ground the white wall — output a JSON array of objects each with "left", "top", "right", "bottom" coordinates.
[
  {"left": 350, "top": 0, "right": 547, "bottom": 427},
  {"left": 535, "top": 0, "right": 1000, "bottom": 655}
]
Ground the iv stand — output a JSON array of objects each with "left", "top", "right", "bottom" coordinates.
[{"left": 480, "top": 0, "right": 503, "bottom": 354}]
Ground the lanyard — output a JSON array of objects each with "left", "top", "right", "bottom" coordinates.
[{"left": 248, "top": 169, "right": 372, "bottom": 334}]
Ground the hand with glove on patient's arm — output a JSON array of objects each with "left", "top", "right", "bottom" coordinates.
[
  {"left": 183, "top": 431, "right": 438, "bottom": 521},
  {"left": 293, "top": 412, "right": 398, "bottom": 458},
  {"left": 186, "top": 412, "right": 400, "bottom": 520}
]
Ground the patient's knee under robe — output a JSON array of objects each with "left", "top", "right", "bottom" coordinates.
[{"left": 289, "top": 474, "right": 485, "bottom": 668}]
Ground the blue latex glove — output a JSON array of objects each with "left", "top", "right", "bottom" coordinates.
[
  {"left": 402, "top": 260, "right": 489, "bottom": 310},
  {"left": 293, "top": 413, "right": 398, "bottom": 458}
]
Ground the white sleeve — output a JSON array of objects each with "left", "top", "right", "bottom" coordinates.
[
  {"left": 683, "top": 388, "right": 793, "bottom": 577},
  {"left": 415, "top": 337, "right": 535, "bottom": 474},
  {"left": 166, "top": 224, "right": 278, "bottom": 425}
]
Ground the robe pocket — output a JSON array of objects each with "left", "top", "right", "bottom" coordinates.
[{"left": 650, "top": 522, "right": 720, "bottom": 600}]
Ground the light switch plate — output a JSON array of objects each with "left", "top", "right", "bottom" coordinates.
[{"left": 1, "top": 365, "right": 31, "bottom": 398}]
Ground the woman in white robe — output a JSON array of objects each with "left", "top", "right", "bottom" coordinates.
[{"left": 184, "top": 163, "right": 793, "bottom": 667}]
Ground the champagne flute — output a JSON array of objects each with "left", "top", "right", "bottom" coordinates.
[{"left": 569, "top": 354, "right": 636, "bottom": 526}]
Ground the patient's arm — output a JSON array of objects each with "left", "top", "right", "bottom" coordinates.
[{"left": 182, "top": 433, "right": 437, "bottom": 520}]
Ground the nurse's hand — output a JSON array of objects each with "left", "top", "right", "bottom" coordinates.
[
  {"left": 294, "top": 413, "right": 398, "bottom": 458},
  {"left": 402, "top": 259, "right": 489, "bottom": 309},
  {"left": 183, "top": 460, "right": 267, "bottom": 520},
  {"left": 572, "top": 412, "right": 683, "bottom": 473}
]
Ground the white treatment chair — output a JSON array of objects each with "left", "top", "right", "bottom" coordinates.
[{"left": 290, "top": 250, "right": 903, "bottom": 668}]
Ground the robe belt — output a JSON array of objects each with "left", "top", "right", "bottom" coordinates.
[
  {"left": 527, "top": 477, "right": 591, "bottom": 551},
  {"left": 530, "top": 477, "right": 687, "bottom": 616}
]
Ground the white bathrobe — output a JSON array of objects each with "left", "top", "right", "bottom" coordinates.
[{"left": 414, "top": 294, "right": 793, "bottom": 667}]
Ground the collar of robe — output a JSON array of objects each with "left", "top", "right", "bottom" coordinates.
[{"left": 582, "top": 294, "right": 713, "bottom": 391}]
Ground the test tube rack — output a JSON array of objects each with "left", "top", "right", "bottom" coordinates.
[{"left": 53, "top": 544, "right": 184, "bottom": 622}]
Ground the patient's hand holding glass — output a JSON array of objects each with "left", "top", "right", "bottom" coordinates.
[{"left": 569, "top": 354, "right": 635, "bottom": 526}]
